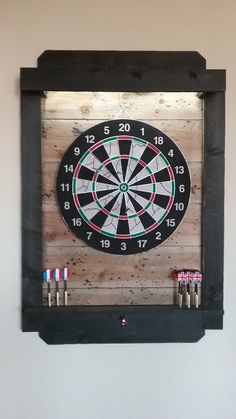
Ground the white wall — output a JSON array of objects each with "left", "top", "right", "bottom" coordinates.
[{"left": 1, "top": 1, "right": 236, "bottom": 418}]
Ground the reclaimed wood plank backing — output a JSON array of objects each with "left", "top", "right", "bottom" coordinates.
[
  {"left": 43, "top": 245, "right": 201, "bottom": 288},
  {"left": 41, "top": 91, "right": 203, "bottom": 306},
  {"left": 42, "top": 92, "right": 203, "bottom": 120},
  {"left": 43, "top": 286, "right": 177, "bottom": 306},
  {"left": 43, "top": 287, "right": 176, "bottom": 306}
]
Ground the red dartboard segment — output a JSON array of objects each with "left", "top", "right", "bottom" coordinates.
[
  {"left": 100, "top": 207, "right": 110, "bottom": 216},
  {"left": 137, "top": 208, "right": 146, "bottom": 216},
  {"left": 73, "top": 194, "right": 80, "bottom": 210},
  {"left": 167, "top": 165, "right": 175, "bottom": 181},
  {"left": 87, "top": 220, "right": 102, "bottom": 232},
  {"left": 149, "top": 193, "right": 156, "bottom": 202},
  {"left": 119, "top": 215, "right": 129, "bottom": 220},
  {"left": 89, "top": 142, "right": 102, "bottom": 153},
  {"left": 150, "top": 174, "right": 156, "bottom": 183},
  {"left": 166, "top": 196, "right": 175, "bottom": 212},
  {"left": 147, "top": 143, "right": 161, "bottom": 154},
  {"left": 146, "top": 223, "right": 159, "bottom": 233},
  {"left": 74, "top": 163, "right": 81, "bottom": 178},
  {"left": 117, "top": 135, "right": 134, "bottom": 140},
  {"left": 120, "top": 154, "right": 130, "bottom": 159},
  {"left": 102, "top": 157, "right": 114, "bottom": 166},
  {"left": 57, "top": 119, "right": 191, "bottom": 255}
]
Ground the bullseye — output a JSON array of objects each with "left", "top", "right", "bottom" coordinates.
[{"left": 119, "top": 182, "right": 129, "bottom": 193}]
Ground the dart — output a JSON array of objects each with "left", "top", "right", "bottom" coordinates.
[
  {"left": 179, "top": 281, "right": 183, "bottom": 308},
  {"left": 176, "top": 271, "right": 183, "bottom": 308},
  {"left": 185, "top": 271, "right": 192, "bottom": 308},
  {"left": 53, "top": 268, "right": 62, "bottom": 306},
  {"left": 62, "top": 267, "right": 70, "bottom": 306},
  {"left": 173, "top": 271, "right": 184, "bottom": 308},
  {"left": 179, "top": 271, "right": 188, "bottom": 308},
  {"left": 42, "top": 269, "right": 53, "bottom": 307},
  {"left": 192, "top": 270, "right": 202, "bottom": 308},
  {"left": 182, "top": 271, "right": 189, "bottom": 308}
]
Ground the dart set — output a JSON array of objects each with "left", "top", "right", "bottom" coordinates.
[
  {"left": 173, "top": 270, "right": 202, "bottom": 308},
  {"left": 42, "top": 268, "right": 70, "bottom": 307}
]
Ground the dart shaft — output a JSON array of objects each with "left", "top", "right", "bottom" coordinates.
[
  {"left": 195, "top": 284, "right": 199, "bottom": 308},
  {"left": 186, "top": 283, "right": 190, "bottom": 308},
  {"left": 56, "top": 281, "right": 60, "bottom": 306},
  {"left": 186, "top": 292, "right": 190, "bottom": 308},
  {"left": 47, "top": 282, "right": 51, "bottom": 307},
  {"left": 64, "top": 280, "right": 68, "bottom": 306},
  {"left": 179, "top": 286, "right": 183, "bottom": 308}
]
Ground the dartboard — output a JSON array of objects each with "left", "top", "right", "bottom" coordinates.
[{"left": 56, "top": 120, "right": 191, "bottom": 254}]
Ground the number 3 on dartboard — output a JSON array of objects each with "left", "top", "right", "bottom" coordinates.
[{"left": 121, "top": 242, "right": 127, "bottom": 251}]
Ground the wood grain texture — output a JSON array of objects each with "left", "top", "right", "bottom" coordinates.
[
  {"left": 42, "top": 91, "right": 203, "bottom": 306},
  {"left": 43, "top": 245, "right": 201, "bottom": 288},
  {"left": 43, "top": 286, "right": 177, "bottom": 306},
  {"left": 42, "top": 91, "right": 203, "bottom": 120}
]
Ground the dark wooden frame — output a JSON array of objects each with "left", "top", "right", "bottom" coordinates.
[{"left": 21, "top": 51, "right": 225, "bottom": 344}]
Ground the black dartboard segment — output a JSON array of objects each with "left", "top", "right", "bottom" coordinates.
[{"left": 56, "top": 120, "right": 191, "bottom": 255}]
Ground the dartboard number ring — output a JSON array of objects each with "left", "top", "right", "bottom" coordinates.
[{"left": 56, "top": 119, "right": 191, "bottom": 255}]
